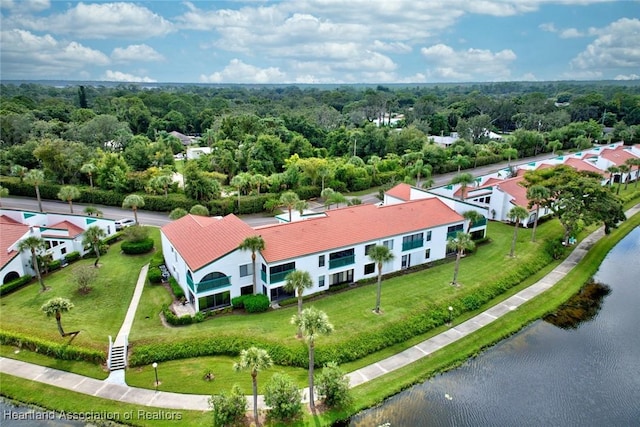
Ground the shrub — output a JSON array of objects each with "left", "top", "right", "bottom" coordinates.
[
  {"left": 209, "top": 385, "right": 247, "bottom": 427},
  {"left": 147, "top": 268, "right": 163, "bottom": 284},
  {"left": 121, "top": 238, "right": 154, "bottom": 254},
  {"left": 243, "top": 294, "right": 270, "bottom": 313},
  {"left": 190, "top": 204, "right": 210, "bottom": 216},
  {"left": 544, "top": 237, "right": 568, "bottom": 260},
  {"left": 0, "top": 330, "right": 104, "bottom": 364},
  {"left": 0, "top": 275, "right": 33, "bottom": 297},
  {"left": 102, "top": 232, "right": 122, "bottom": 245},
  {"left": 231, "top": 295, "right": 248, "bottom": 309},
  {"left": 316, "top": 361, "right": 353, "bottom": 409},
  {"left": 162, "top": 305, "right": 198, "bottom": 326},
  {"left": 264, "top": 373, "right": 302, "bottom": 422},
  {"left": 65, "top": 251, "right": 81, "bottom": 263},
  {"left": 47, "top": 260, "right": 62, "bottom": 272},
  {"left": 122, "top": 225, "right": 149, "bottom": 243},
  {"left": 169, "top": 277, "right": 185, "bottom": 299},
  {"left": 150, "top": 252, "right": 164, "bottom": 268}
]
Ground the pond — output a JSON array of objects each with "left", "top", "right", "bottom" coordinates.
[{"left": 350, "top": 227, "right": 640, "bottom": 427}]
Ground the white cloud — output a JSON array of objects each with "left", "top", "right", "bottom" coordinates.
[
  {"left": 614, "top": 74, "right": 639, "bottom": 81},
  {"left": 0, "top": 29, "right": 109, "bottom": 78},
  {"left": 112, "top": 44, "right": 164, "bottom": 63},
  {"left": 19, "top": 2, "right": 174, "bottom": 39},
  {"left": 0, "top": 0, "right": 50, "bottom": 12},
  {"left": 200, "top": 59, "right": 286, "bottom": 83},
  {"left": 102, "top": 70, "right": 156, "bottom": 83},
  {"left": 559, "top": 28, "right": 585, "bottom": 38},
  {"left": 539, "top": 22, "right": 557, "bottom": 33},
  {"left": 420, "top": 43, "right": 516, "bottom": 81},
  {"left": 570, "top": 18, "right": 640, "bottom": 70}
]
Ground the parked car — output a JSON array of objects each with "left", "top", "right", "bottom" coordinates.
[{"left": 115, "top": 218, "right": 136, "bottom": 231}]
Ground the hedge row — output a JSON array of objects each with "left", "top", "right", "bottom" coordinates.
[
  {"left": 121, "top": 238, "right": 154, "bottom": 254},
  {"left": 0, "top": 330, "right": 105, "bottom": 364},
  {"left": 168, "top": 277, "right": 185, "bottom": 300},
  {"left": 0, "top": 275, "right": 33, "bottom": 297},
  {"left": 130, "top": 250, "right": 555, "bottom": 368}
]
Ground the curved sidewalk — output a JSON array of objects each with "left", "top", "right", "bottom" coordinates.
[{"left": 1, "top": 205, "right": 638, "bottom": 411}]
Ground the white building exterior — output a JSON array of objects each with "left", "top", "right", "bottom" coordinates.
[
  {"left": 161, "top": 197, "right": 476, "bottom": 312},
  {"left": 0, "top": 209, "right": 116, "bottom": 285}
]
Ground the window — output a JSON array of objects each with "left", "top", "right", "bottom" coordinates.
[
  {"left": 46, "top": 241, "right": 52, "bottom": 249},
  {"left": 365, "top": 244, "right": 376, "bottom": 256},
  {"left": 107, "top": 226, "right": 111, "bottom": 234},
  {"left": 402, "top": 233, "right": 423, "bottom": 251},
  {"left": 383, "top": 239, "right": 394, "bottom": 250},
  {"left": 239, "top": 263, "right": 253, "bottom": 277},
  {"left": 318, "top": 255, "right": 325, "bottom": 267},
  {"left": 198, "top": 291, "right": 231, "bottom": 311},
  {"left": 241, "top": 285, "right": 253, "bottom": 296},
  {"left": 426, "top": 231, "right": 432, "bottom": 242},
  {"left": 60, "top": 247, "right": 67, "bottom": 255},
  {"left": 364, "top": 263, "right": 375, "bottom": 275},
  {"left": 401, "top": 254, "right": 411, "bottom": 269},
  {"left": 330, "top": 269, "right": 353, "bottom": 286},
  {"left": 52, "top": 241, "right": 59, "bottom": 247},
  {"left": 318, "top": 275, "right": 325, "bottom": 287},
  {"left": 425, "top": 248, "right": 431, "bottom": 259}
]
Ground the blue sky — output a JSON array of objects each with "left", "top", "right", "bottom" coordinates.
[{"left": 1, "top": 0, "right": 638, "bottom": 83}]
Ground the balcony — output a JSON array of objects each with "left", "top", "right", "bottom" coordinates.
[
  {"left": 329, "top": 255, "right": 355, "bottom": 269},
  {"left": 470, "top": 217, "right": 487, "bottom": 228},
  {"left": 270, "top": 269, "right": 294, "bottom": 284},
  {"left": 197, "top": 276, "right": 231, "bottom": 293},
  {"left": 402, "top": 240, "right": 423, "bottom": 251},
  {"left": 261, "top": 270, "right": 267, "bottom": 283},
  {"left": 447, "top": 231, "right": 461, "bottom": 240}
]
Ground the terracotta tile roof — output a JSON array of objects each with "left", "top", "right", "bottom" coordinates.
[
  {"left": 0, "top": 215, "right": 29, "bottom": 269},
  {"left": 42, "top": 221, "right": 85, "bottom": 238},
  {"left": 162, "top": 214, "right": 255, "bottom": 271},
  {"left": 259, "top": 198, "right": 463, "bottom": 263},
  {"left": 385, "top": 183, "right": 412, "bottom": 201},
  {"left": 495, "top": 176, "right": 532, "bottom": 211},
  {"left": 564, "top": 158, "right": 604, "bottom": 175},
  {"left": 600, "top": 146, "right": 639, "bottom": 166}
]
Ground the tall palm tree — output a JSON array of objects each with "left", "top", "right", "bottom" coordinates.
[
  {"left": 18, "top": 236, "right": 46, "bottom": 291},
  {"left": 230, "top": 173, "right": 248, "bottom": 213},
  {"left": 252, "top": 173, "right": 268, "bottom": 195},
  {"left": 149, "top": 174, "right": 172, "bottom": 197},
  {"left": 508, "top": 205, "right": 530, "bottom": 258},
  {"left": 284, "top": 270, "right": 313, "bottom": 338},
  {"left": 26, "top": 169, "right": 45, "bottom": 212},
  {"left": 526, "top": 185, "right": 550, "bottom": 242},
  {"left": 294, "top": 199, "right": 308, "bottom": 217},
  {"left": 462, "top": 210, "right": 483, "bottom": 233},
  {"left": 450, "top": 172, "right": 475, "bottom": 201},
  {"left": 291, "top": 307, "right": 334, "bottom": 413},
  {"left": 626, "top": 158, "right": 640, "bottom": 189},
  {"left": 41, "top": 298, "right": 75, "bottom": 337},
  {"left": 80, "top": 163, "right": 96, "bottom": 188},
  {"left": 238, "top": 235, "right": 265, "bottom": 294},
  {"left": 122, "top": 194, "right": 145, "bottom": 225},
  {"left": 82, "top": 225, "right": 106, "bottom": 267},
  {"left": 411, "top": 159, "right": 432, "bottom": 187},
  {"left": 233, "top": 346, "right": 273, "bottom": 426},
  {"left": 368, "top": 245, "right": 395, "bottom": 314},
  {"left": 446, "top": 232, "right": 475, "bottom": 286},
  {"left": 606, "top": 165, "right": 620, "bottom": 189},
  {"left": 57, "top": 185, "right": 80, "bottom": 214},
  {"left": 279, "top": 191, "right": 300, "bottom": 222},
  {"left": 83, "top": 206, "right": 103, "bottom": 217},
  {"left": 618, "top": 164, "right": 630, "bottom": 191},
  {"left": 503, "top": 147, "right": 518, "bottom": 167},
  {"left": 0, "top": 185, "right": 9, "bottom": 207}
]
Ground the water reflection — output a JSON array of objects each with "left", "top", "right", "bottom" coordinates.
[{"left": 543, "top": 281, "right": 611, "bottom": 329}]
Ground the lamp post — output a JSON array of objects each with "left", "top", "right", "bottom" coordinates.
[
  {"left": 152, "top": 362, "right": 158, "bottom": 390},
  {"left": 448, "top": 306, "right": 453, "bottom": 326}
]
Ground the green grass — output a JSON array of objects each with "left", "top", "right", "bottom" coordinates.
[{"left": 0, "top": 227, "right": 162, "bottom": 353}]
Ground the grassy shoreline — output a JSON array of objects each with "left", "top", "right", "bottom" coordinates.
[{"left": 1, "top": 211, "right": 637, "bottom": 426}]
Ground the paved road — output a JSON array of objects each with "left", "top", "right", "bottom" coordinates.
[{"left": 1, "top": 151, "right": 557, "bottom": 228}]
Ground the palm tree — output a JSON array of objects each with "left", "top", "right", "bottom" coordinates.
[
  {"left": 252, "top": 173, "right": 268, "bottom": 195},
  {"left": 11, "top": 165, "right": 28, "bottom": 183},
  {"left": 291, "top": 307, "right": 334, "bottom": 413},
  {"left": 18, "top": 236, "right": 46, "bottom": 291},
  {"left": 450, "top": 172, "right": 475, "bottom": 201},
  {"left": 234, "top": 346, "right": 273, "bottom": 426},
  {"left": 279, "top": 191, "right": 300, "bottom": 222},
  {"left": 83, "top": 206, "right": 103, "bottom": 217},
  {"left": 508, "top": 205, "right": 530, "bottom": 258},
  {"left": 238, "top": 235, "right": 265, "bottom": 294},
  {"left": 618, "top": 164, "right": 630, "bottom": 191},
  {"left": 462, "top": 210, "right": 483, "bottom": 233},
  {"left": 57, "top": 185, "right": 80, "bottom": 214},
  {"left": 82, "top": 226, "right": 106, "bottom": 267},
  {"left": 626, "top": 158, "right": 640, "bottom": 189},
  {"left": 41, "top": 298, "right": 75, "bottom": 337},
  {"left": 80, "top": 163, "right": 96, "bottom": 188},
  {"left": 149, "top": 174, "right": 172, "bottom": 197},
  {"left": 446, "top": 232, "right": 475, "bottom": 286},
  {"left": 0, "top": 185, "right": 9, "bottom": 207},
  {"left": 606, "top": 165, "right": 620, "bottom": 189},
  {"left": 284, "top": 270, "right": 313, "bottom": 338},
  {"left": 547, "top": 140, "right": 562, "bottom": 155},
  {"left": 26, "top": 169, "right": 45, "bottom": 212},
  {"left": 122, "top": 194, "right": 145, "bottom": 225},
  {"left": 526, "top": 185, "right": 550, "bottom": 242},
  {"left": 294, "top": 199, "right": 308, "bottom": 217},
  {"left": 453, "top": 154, "right": 470, "bottom": 172},
  {"left": 230, "top": 173, "right": 248, "bottom": 213},
  {"left": 368, "top": 245, "right": 395, "bottom": 314},
  {"left": 503, "top": 147, "right": 519, "bottom": 167},
  {"left": 411, "top": 159, "right": 432, "bottom": 187}
]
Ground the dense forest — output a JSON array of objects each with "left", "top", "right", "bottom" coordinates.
[{"left": 1, "top": 81, "right": 640, "bottom": 215}]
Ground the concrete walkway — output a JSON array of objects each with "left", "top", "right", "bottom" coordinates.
[{"left": 1, "top": 205, "right": 638, "bottom": 412}]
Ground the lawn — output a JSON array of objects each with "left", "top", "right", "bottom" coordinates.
[{"left": 0, "top": 227, "right": 162, "bottom": 353}]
